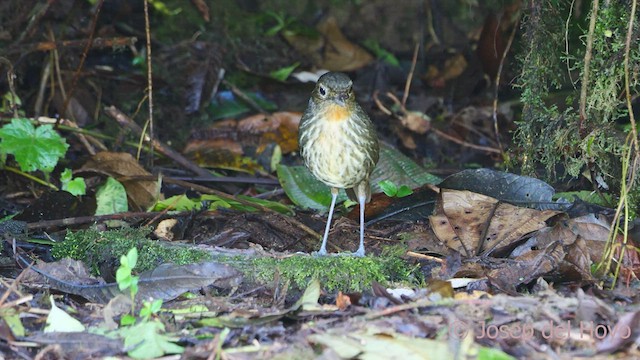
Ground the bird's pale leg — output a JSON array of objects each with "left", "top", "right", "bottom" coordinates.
[
  {"left": 353, "top": 193, "right": 366, "bottom": 257},
  {"left": 318, "top": 187, "right": 339, "bottom": 256}
]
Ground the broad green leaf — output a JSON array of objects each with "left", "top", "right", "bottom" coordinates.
[
  {"left": 371, "top": 143, "right": 441, "bottom": 193},
  {"left": 0, "top": 118, "right": 69, "bottom": 172},
  {"left": 378, "top": 180, "right": 398, "bottom": 197},
  {"left": 276, "top": 164, "right": 348, "bottom": 211},
  {"left": 95, "top": 177, "right": 128, "bottom": 215},
  {"left": 44, "top": 296, "right": 85, "bottom": 333}
]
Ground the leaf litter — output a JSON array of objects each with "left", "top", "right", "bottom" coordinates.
[{"left": 0, "top": 1, "right": 639, "bottom": 359}]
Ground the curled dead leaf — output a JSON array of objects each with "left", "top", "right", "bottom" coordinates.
[{"left": 80, "top": 152, "right": 157, "bottom": 210}]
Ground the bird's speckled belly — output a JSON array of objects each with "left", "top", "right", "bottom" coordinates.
[{"left": 303, "top": 120, "right": 369, "bottom": 189}]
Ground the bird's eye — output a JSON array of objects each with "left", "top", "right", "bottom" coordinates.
[{"left": 318, "top": 86, "right": 327, "bottom": 97}]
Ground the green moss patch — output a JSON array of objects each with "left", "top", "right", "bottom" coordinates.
[
  {"left": 51, "top": 227, "right": 210, "bottom": 275},
  {"left": 250, "top": 246, "right": 419, "bottom": 292}
]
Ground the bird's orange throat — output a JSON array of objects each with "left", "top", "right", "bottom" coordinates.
[{"left": 324, "top": 103, "right": 350, "bottom": 122}]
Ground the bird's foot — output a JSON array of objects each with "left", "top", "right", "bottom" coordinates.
[
  {"left": 311, "top": 250, "right": 366, "bottom": 257},
  {"left": 311, "top": 248, "right": 328, "bottom": 257},
  {"left": 351, "top": 248, "right": 365, "bottom": 257}
]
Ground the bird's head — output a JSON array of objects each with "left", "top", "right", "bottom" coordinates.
[{"left": 312, "top": 72, "right": 355, "bottom": 108}]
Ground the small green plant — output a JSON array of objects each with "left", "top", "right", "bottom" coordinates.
[
  {"left": 140, "top": 299, "right": 163, "bottom": 321},
  {"left": 263, "top": 11, "right": 297, "bottom": 36},
  {"left": 116, "top": 247, "right": 140, "bottom": 321},
  {"left": 113, "top": 247, "right": 183, "bottom": 357},
  {"left": 1, "top": 93, "right": 23, "bottom": 115},
  {"left": 60, "top": 168, "right": 86, "bottom": 196},
  {"left": 378, "top": 180, "right": 413, "bottom": 198},
  {"left": 0, "top": 118, "right": 68, "bottom": 173},
  {"left": 0, "top": 118, "right": 88, "bottom": 194}
]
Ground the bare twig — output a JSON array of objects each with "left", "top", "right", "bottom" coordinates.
[
  {"left": 402, "top": 43, "right": 420, "bottom": 107},
  {"left": 578, "top": 0, "right": 599, "bottom": 137},
  {"left": 104, "top": 105, "right": 213, "bottom": 179},
  {"left": 491, "top": 12, "right": 520, "bottom": 153},
  {"left": 59, "top": 0, "right": 104, "bottom": 126},
  {"left": 143, "top": 0, "right": 155, "bottom": 167},
  {"left": 432, "top": 128, "right": 502, "bottom": 154},
  {"left": 6, "top": 37, "right": 137, "bottom": 55}
]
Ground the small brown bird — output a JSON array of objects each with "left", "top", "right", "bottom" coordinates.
[{"left": 298, "top": 72, "right": 380, "bottom": 256}]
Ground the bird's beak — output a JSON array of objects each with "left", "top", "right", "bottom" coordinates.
[{"left": 334, "top": 92, "right": 349, "bottom": 106}]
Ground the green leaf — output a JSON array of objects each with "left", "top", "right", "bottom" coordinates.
[
  {"left": 120, "top": 314, "right": 136, "bottom": 326},
  {"left": 60, "top": 168, "right": 86, "bottom": 196},
  {"left": 235, "top": 195, "right": 294, "bottom": 215},
  {"left": 153, "top": 194, "right": 293, "bottom": 215},
  {"left": 270, "top": 62, "right": 300, "bottom": 82},
  {"left": 117, "top": 248, "right": 139, "bottom": 294},
  {"left": 116, "top": 266, "right": 133, "bottom": 290},
  {"left": 209, "top": 92, "right": 278, "bottom": 120},
  {"left": 60, "top": 168, "right": 72, "bottom": 182},
  {"left": 477, "top": 346, "right": 516, "bottom": 360},
  {"left": 292, "top": 278, "right": 321, "bottom": 311},
  {"left": 279, "top": 144, "right": 437, "bottom": 211},
  {"left": 140, "top": 299, "right": 163, "bottom": 319},
  {"left": 44, "top": 296, "right": 85, "bottom": 333},
  {"left": 95, "top": 177, "right": 128, "bottom": 215},
  {"left": 0, "top": 118, "right": 69, "bottom": 172},
  {"left": 120, "top": 320, "right": 184, "bottom": 359},
  {"left": 276, "top": 164, "right": 348, "bottom": 211},
  {"left": 553, "top": 190, "right": 613, "bottom": 207},
  {"left": 153, "top": 194, "right": 203, "bottom": 212},
  {"left": 378, "top": 180, "right": 398, "bottom": 197},
  {"left": 396, "top": 185, "right": 413, "bottom": 198},
  {"left": 362, "top": 39, "right": 400, "bottom": 67},
  {"left": 1, "top": 308, "right": 25, "bottom": 337},
  {"left": 127, "top": 247, "right": 138, "bottom": 268},
  {"left": 371, "top": 143, "right": 441, "bottom": 193}
]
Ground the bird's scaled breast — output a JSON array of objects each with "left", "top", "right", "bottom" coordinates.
[{"left": 301, "top": 117, "right": 374, "bottom": 189}]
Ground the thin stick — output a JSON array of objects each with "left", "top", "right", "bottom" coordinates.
[
  {"left": 578, "top": 0, "right": 599, "bottom": 137},
  {"left": 143, "top": 0, "right": 155, "bottom": 167},
  {"left": 105, "top": 105, "right": 213, "bottom": 179},
  {"left": 432, "top": 128, "right": 502, "bottom": 154},
  {"left": 59, "top": 0, "right": 104, "bottom": 127},
  {"left": 402, "top": 43, "right": 420, "bottom": 107},
  {"left": 491, "top": 13, "right": 520, "bottom": 153}
]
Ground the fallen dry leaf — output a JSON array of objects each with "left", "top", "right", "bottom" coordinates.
[
  {"left": 80, "top": 152, "right": 157, "bottom": 210},
  {"left": 335, "top": 291, "right": 352, "bottom": 311},
  {"left": 430, "top": 189, "right": 559, "bottom": 257},
  {"left": 184, "top": 112, "right": 301, "bottom": 173},
  {"left": 283, "top": 16, "right": 373, "bottom": 72}
]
